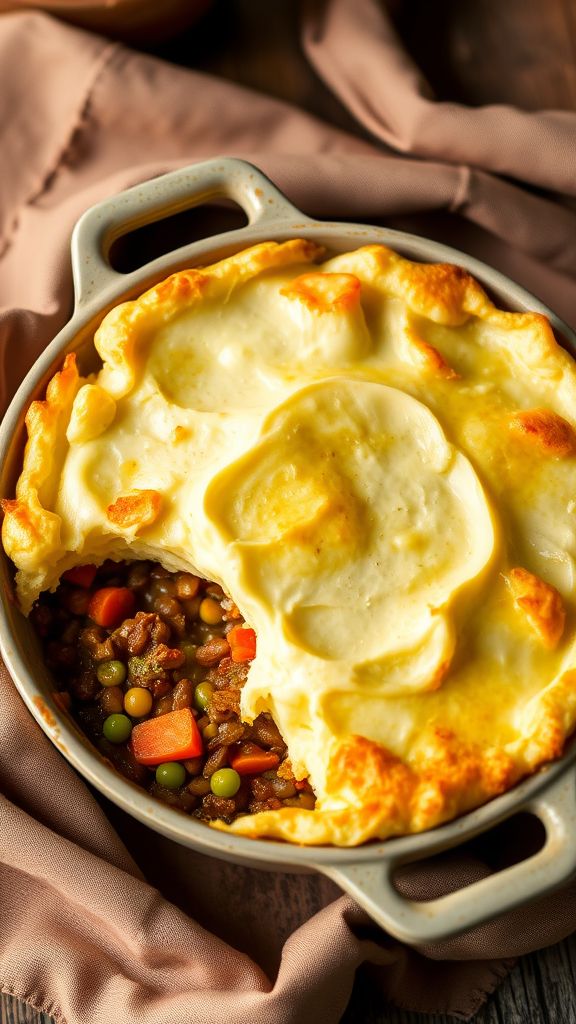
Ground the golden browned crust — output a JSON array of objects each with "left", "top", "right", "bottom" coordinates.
[
  {"left": 280, "top": 272, "right": 361, "bottom": 312},
  {"left": 335, "top": 729, "right": 517, "bottom": 826},
  {"left": 507, "top": 567, "right": 566, "bottom": 649},
  {"left": 218, "top": 670, "right": 576, "bottom": 845},
  {"left": 214, "top": 731, "right": 519, "bottom": 846},
  {"left": 66, "top": 384, "right": 116, "bottom": 445},
  {"left": 106, "top": 490, "right": 163, "bottom": 531},
  {"left": 334, "top": 245, "right": 562, "bottom": 362},
  {"left": 403, "top": 321, "right": 460, "bottom": 379},
  {"left": 1, "top": 353, "right": 81, "bottom": 574},
  {"left": 340, "top": 246, "right": 486, "bottom": 325},
  {"left": 5, "top": 239, "right": 576, "bottom": 849},
  {"left": 96, "top": 239, "right": 324, "bottom": 399},
  {"left": 508, "top": 408, "right": 576, "bottom": 457},
  {"left": 2, "top": 241, "right": 324, "bottom": 610},
  {"left": 5, "top": 241, "right": 566, "bottom": 607}
]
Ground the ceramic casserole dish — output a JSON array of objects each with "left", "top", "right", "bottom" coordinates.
[{"left": 2, "top": 156, "right": 576, "bottom": 945}]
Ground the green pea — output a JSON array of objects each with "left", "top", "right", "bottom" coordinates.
[
  {"left": 179, "top": 641, "right": 198, "bottom": 664},
  {"left": 210, "top": 768, "right": 241, "bottom": 797},
  {"left": 97, "top": 660, "right": 127, "bottom": 687},
  {"left": 155, "top": 762, "right": 186, "bottom": 789},
  {"left": 102, "top": 713, "right": 132, "bottom": 744},
  {"left": 194, "top": 681, "right": 214, "bottom": 713}
]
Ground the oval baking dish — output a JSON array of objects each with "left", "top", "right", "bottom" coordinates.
[{"left": 2, "top": 157, "right": 576, "bottom": 945}]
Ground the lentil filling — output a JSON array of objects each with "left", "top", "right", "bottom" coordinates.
[{"left": 31, "top": 560, "right": 316, "bottom": 822}]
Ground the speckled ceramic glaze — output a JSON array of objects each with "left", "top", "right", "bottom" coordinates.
[{"left": 2, "top": 158, "right": 576, "bottom": 945}]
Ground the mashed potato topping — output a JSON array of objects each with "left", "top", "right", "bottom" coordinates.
[{"left": 4, "top": 239, "right": 576, "bottom": 845}]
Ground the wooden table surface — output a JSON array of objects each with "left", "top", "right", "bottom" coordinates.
[{"left": 3, "top": 1, "right": 576, "bottom": 1021}]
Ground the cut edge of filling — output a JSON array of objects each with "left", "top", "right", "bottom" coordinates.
[{"left": 30, "top": 559, "right": 316, "bottom": 826}]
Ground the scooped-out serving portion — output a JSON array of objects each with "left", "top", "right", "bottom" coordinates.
[{"left": 3, "top": 239, "right": 576, "bottom": 846}]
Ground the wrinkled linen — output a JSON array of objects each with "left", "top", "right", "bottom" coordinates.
[{"left": 1, "top": 2, "right": 576, "bottom": 1021}]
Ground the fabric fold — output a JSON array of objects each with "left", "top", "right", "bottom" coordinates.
[
  {"left": 303, "top": 0, "right": 576, "bottom": 195},
  {"left": 0, "top": 12, "right": 117, "bottom": 254}
]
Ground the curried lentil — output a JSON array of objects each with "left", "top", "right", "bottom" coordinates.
[{"left": 32, "top": 560, "right": 316, "bottom": 824}]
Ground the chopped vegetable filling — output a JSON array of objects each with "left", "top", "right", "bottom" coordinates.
[{"left": 32, "top": 560, "right": 315, "bottom": 823}]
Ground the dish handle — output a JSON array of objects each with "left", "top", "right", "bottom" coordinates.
[
  {"left": 319, "top": 769, "right": 576, "bottom": 944},
  {"left": 70, "top": 157, "right": 307, "bottom": 306}
]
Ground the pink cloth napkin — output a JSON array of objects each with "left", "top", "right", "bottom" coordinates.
[{"left": 1, "top": 2, "right": 576, "bottom": 1021}]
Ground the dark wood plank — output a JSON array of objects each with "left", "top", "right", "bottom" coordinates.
[
  {"left": 342, "top": 933, "right": 576, "bottom": 1023},
  {"left": 0, "top": 996, "right": 53, "bottom": 1024},
  {"left": 396, "top": 0, "right": 576, "bottom": 111},
  {"left": 169, "top": 0, "right": 576, "bottom": 121},
  {"left": 152, "top": 0, "right": 366, "bottom": 137}
]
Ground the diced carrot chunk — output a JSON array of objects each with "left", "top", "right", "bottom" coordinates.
[
  {"left": 87, "top": 587, "right": 135, "bottom": 628},
  {"left": 62, "top": 564, "right": 97, "bottom": 588},
  {"left": 131, "top": 708, "right": 203, "bottom": 766},
  {"left": 230, "top": 741, "right": 279, "bottom": 775},
  {"left": 227, "top": 625, "right": 256, "bottom": 663}
]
